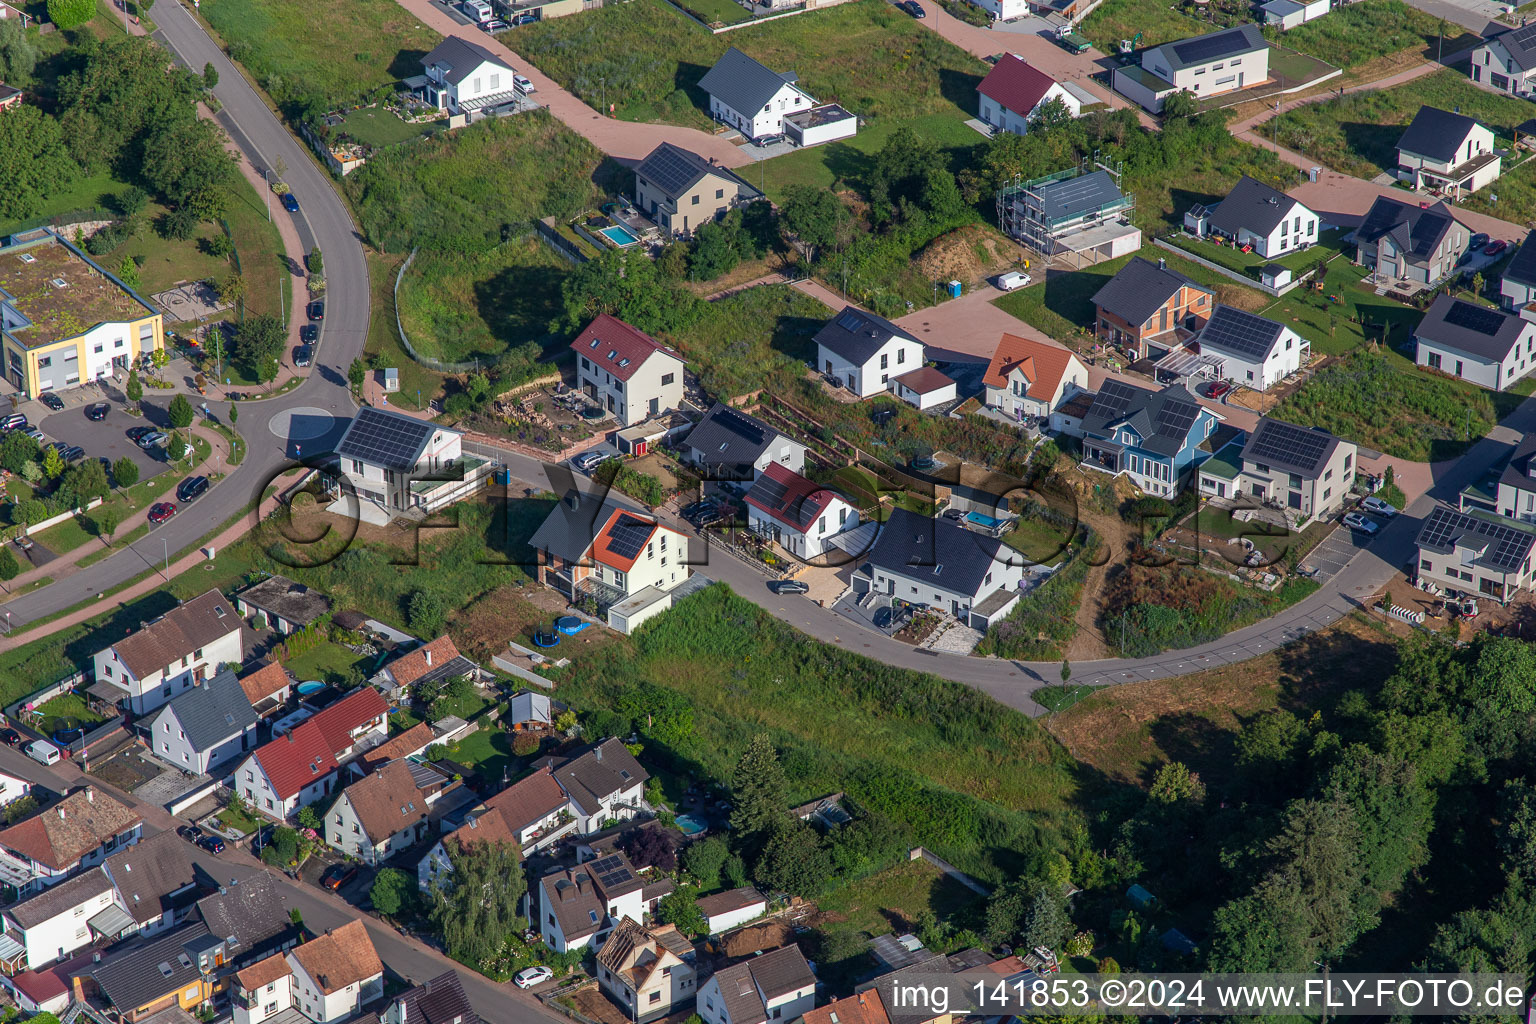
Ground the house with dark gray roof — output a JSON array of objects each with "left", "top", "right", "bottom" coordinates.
[
  {"left": 1396, "top": 106, "right": 1500, "bottom": 197},
  {"left": 233, "top": 575, "right": 331, "bottom": 635},
  {"left": 535, "top": 847, "right": 647, "bottom": 953},
  {"left": 547, "top": 737, "right": 649, "bottom": 832},
  {"left": 998, "top": 168, "right": 1141, "bottom": 263},
  {"left": 681, "top": 403, "right": 805, "bottom": 485},
  {"left": 75, "top": 921, "right": 216, "bottom": 1022},
  {"left": 814, "top": 305, "right": 925, "bottom": 399},
  {"left": 1353, "top": 195, "right": 1469, "bottom": 287},
  {"left": 1467, "top": 430, "right": 1536, "bottom": 524},
  {"left": 417, "top": 36, "right": 518, "bottom": 116},
  {"left": 1194, "top": 304, "right": 1306, "bottom": 392},
  {"left": 1473, "top": 23, "right": 1536, "bottom": 98},
  {"left": 1115, "top": 25, "right": 1269, "bottom": 112},
  {"left": 697, "top": 944, "right": 815, "bottom": 1024},
  {"left": 1416, "top": 503, "right": 1536, "bottom": 603},
  {"left": 696, "top": 48, "right": 814, "bottom": 141},
  {"left": 1197, "top": 417, "right": 1356, "bottom": 518},
  {"left": 145, "top": 668, "right": 258, "bottom": 776},
  {"left": 379, "top": 971, "right": 482, "bottom": 1024},
  {"left": 1195, "top": 175, "right": 1319, "bottom": 259},
  {"left": 1080, "top": 380, "right": 1222, "bottom": 497},
  {"left": 195, "top": 874, "right": 297, "bottom": 970},
  {"left": 90, "top": 589, "right": 243, "bottom": 717},
  {"left": 1091, "top": 256, "right": 1213, "bottom": 359},
  {"left": 1414, "top": 292, "right": 1536, "bottom": 391},
  {"left": 104, "top": 830, "right": 203, "bottom": 937},
  {"left": 852, "top": 507, "right": 1028, "bottom": 629},
  {"left": 635, "top": 143, "right": 761, "bottom": 237},
  {"left": 336, "top": 406, "right": 490, "bottom": 515},
  {"left": 1502, "top": 229, "right": 1536, "bottom": 310}
]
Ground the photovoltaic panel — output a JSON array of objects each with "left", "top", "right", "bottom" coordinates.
[
  {"left": 1155, "top": 397, "right": 1199, "bottom": 439},
  {"left": 1090, "top": 378, "right": 1139, "bottom": 420},
  {"left": 1418, "top": 506, "right": 1536, "bottom": 572},
  {"left": 640, "top": 145, "right": 707, "bottom": 197},
  {"left": 338, "top": 408, "right": 434, "bottom": 471},
  {"left": 1443, "top": 300, "right": 1508, "bottom": 337},
  {"left": 1171, "top": 28, "right": 1252, "bottom": 65},
  {"left": 1246, "top": 419, "right": 1332, "bottom": 472},
  {"left": 605, "top": 517, "right": 652, "bottom": 561},
  {"left": 590, "top": 855, "right": 635, "bottom": 889},
  {"left": 1200, "top": 306, "right": 1283, "bottom": 361},
  {"left": 753, "top": 472, "right": 790, "bottom": 512}
]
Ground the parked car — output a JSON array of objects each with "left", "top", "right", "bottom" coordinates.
[
  {"left": 0, "top": 414, "right": 27, "bottom": 431},
  {"left": 1486, "top": 239, "right": 1509, "bottom": 256},
  {"left": 23, "top": 428, "right": 44, "bottom": 442},
  {"left": 177, "top": 476, "right": 209, "bottom": 503},
  {"left": 294, "top": 344, "right": 314, "bottom": 368},
  {"left": 680, "top": 500, "right": 714, "bottom": 521},
  {"left": 1343, "top": 511, "right": 1380, "bottom": 535},
  {"left": 903, "top": 1, "right": 926, "bottom": 15},
  {"left": 513, "top": 73, "right": 535, "bottom": 92},
  {"left": 1471, "top": 233, "right": 1490, "bottom": 251},
  {"left": 25, "top": 740, "right": 61, "bottom": 766},
  {"left": 753, "top": 133, "right": 785, "bottom": 148},
  {"left": 197, "top": 835, "right": 227, "bottom": 854},
  {"left": 147, "top": 502, "right": 177, "bottom": 525},
  {"left": 773, "top": 579, "right": 810, "bottom": 595},
  {"left": 481, "top": 17, "right": 507, "bottom": 30},
  {"left": 138, "top": 431, "right": 169, "bottom": 449},
  {"left": 281, "top": 192, "right": 300, "bottom": 213},
  {"left": 38, "top": 392, "right": 64, "bottom": 412},
  {"left": 942, "top": 508, "right": 966, "bottom": 521},
  {"left": 307, "top": 300, "right": 324, "bottom": 321},
  {"left": 1206, "top": 380, "right": 1233, "bottom": 400},
  {"left": 572, "top": 449, "right": 612, "bottom": 473},
  {"left": 514, "top": 967, "right": 553, "bottom": 990},
  {"left": 320, "top": 864, "right": 358, "bottom": 891},
  {"left": 0, "top": 729, "right": 20, "bottom": 747},
  {"left": 300, "top": 324, "right": 319, "bottom": 344},
  {"left": 997, "top": 270, "right": 1031, "bottom": 291},
  {"left": 127, "top": 425, "right": 154, "bottom": 442},
  {"left": 85, "top": 403, "right": 109, "bottom": 421},
  {"left": 177, "top": 824, "right": 203, "bottom": 842},
  {"left": 62, "top": 445, "right": 84, "bottom": 463},
  {"left": 511, "top": 11, "right": 537, "bottom": 22},
  {"left": 873, "top": 607, "right": 894, "bottom": 629},
  {"left": 1359, "top": 495, "right": 1398, "bottom": 517}
]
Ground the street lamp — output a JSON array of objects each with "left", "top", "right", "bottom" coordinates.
[{"left": 162, "top": 537, "right": 169, "bottom": 579}]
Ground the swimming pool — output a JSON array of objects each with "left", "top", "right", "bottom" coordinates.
[
  {"left": 675, "top": 814, "right": 708, "bottom": 836},
  {"left": 601, "top": 223, "right": 640, "bottom": 246},
  {"left": 966, "top": 510, "right": 1007, "bottom": 530}
]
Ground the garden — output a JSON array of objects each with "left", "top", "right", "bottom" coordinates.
[{"left": 1099, "top": 562, "right": 1319, "bottom": 657}]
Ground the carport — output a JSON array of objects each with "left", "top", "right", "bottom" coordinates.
[{"left": 828, "top": 520, "right": 879, "bottom": 559}]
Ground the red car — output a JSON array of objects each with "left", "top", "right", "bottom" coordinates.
[
  {"left": 1207, "top": 381, "right": 1233, "bottom": 400},
  {"left": 147, "top": 502, "right": 177, "bottom": 524},
  {"left": 1485, "top": 239, "right": 1508, "bottom": 256}
]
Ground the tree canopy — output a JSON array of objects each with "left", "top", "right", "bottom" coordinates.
[{"left": 428, "top": 839, "right": 526, "bottom": 964}]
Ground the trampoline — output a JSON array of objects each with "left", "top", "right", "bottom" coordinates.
[
  {"left": 556, "top": 616, "right": 589, "bottom": 635},
  {"left": 532, "top": 630, "right": 561, "bottom": 648}
]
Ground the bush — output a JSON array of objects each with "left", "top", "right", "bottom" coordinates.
[
  {"left": 511, "top": 730, "right": 540, "bottom": 756},
  {"left": 46, "top": 0, "right": 94, "bottom": 29}
]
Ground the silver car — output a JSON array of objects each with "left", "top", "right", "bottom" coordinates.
[
  {"left": 1358, "top": 495, "right": 1397, "bottom": 517},
  {"left": 1342, "top": 512, "right": 1380, "bottom": 535}
]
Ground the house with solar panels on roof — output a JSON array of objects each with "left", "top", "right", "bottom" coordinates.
[
  {"left": 1197, "top": 417, "right": 1356, "bottom": 519},
  {"left": 634, "top": 143, "right": 762, "bottom": 238},
  {"left": 1396, "top": 106, "right": 1501, "bottom": 198},
  {"left": 1185, "top": 175, "right": 1319, "bottom": 259},
  {"left": 1079, "top": 380, "right": 1222, "bottom": 497},
  {"left": 1473, "top": 22, "right": 1536, "bottom": 97},
  {"left": 1113, "top": 25, "right": 1270, "bottom": 113},
  {"left": 1193, "top": 304, "right": 1307, "bottom": 392},
  {"left": 975, "top": 55, "right": 1093, "bottom": 136},
  {"left": 996, "top": 165, "right": 1140, "bottom": 268},
  {"left": 814, "top": 305, "right": 925, "bottom": 399},
  {"left": 682, "top": 402, "right": 806, "bottom": 485},
  {"left": 1500, "top": 230, "right": 1536, "bottom": 310},
  {"left": 1413, "top": 293, "right": 1536, "bottom": 391},
  {"left": 334, "top": 406, "right": 491, "bottom": 517},
  {"left": 1353, "top": 195, "right": 1470, "bottom": 287},
  {"left": 1416, "top": 504, "right": 1536, "bottom": 603},
  {"left": 744, "top": 463, "right": 860, "bottom": 560},
  {"left": 571, "top": 313, "right": 685, "bottom": 427}
]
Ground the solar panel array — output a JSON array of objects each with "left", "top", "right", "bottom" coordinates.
[
  {"left": 1246, "top": 419, "right": 1332, "bottom": 472},
  {"left": 1154, "top": 396, "right": 1200, "bottom": 440},
  {"left": 605, "top": 516, "right": 652, "bottom": 561},
  {"left": 1039, "top": 171, "right": 1122, "bottom": 218},
  {"left": 590, "top": 854, "right": 635, "bottom": 889},
  {"left": 1089, "top": 378, "right": 1140, "bottom": 422},
  {"left": 753, "top": 471, "right": 789, "bottom": 511},
  {"left": 1171, "top": 27, "right": 1251, "bottom": 64},
  {"left": 1418, "top": 507, "right": 1536, "bottom": 572},
  {"left": 837, "top": 308, "right": 866, "bottom": 332},
  {"left": 1443, "top": 300, "right": 1509, "bottom": 337},
  {"left": 1200, "top": 306, "right": 1283, "bottom": 361},
  {"left": 639, "top": 144, "right": 709, "bottom": 196},
  {"left": 715, "top": 406, "right": 766, "bottom": 445},
  {"left": 338, "top": 409, "right": 433, "bottom": 471}
]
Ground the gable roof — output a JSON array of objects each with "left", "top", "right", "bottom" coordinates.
[
  {"left": 239, "top": 661, "right": 293, "bottom": 704},
  {"left": 893, "top": 366, "right": 953, "bottom": 395},
  {"left": 0, "top": 786, "right": 141, "bottom": 870},
  {"left": 1196, "top": 304, "right": 1289, "bottom": 361},
  {"left": 422, "top": 36, "right": 513, "bottom": 85},
  {"left": 1207, "top": 175, "right": 1308, "bottom": 238},
  {"left": 540, "top": 865, "right": 608, "bottom": 940},
  {"left": 636, "top": 142, "right": 760, "bottom": 202},
  {"left": 803, "top": 989, "right": 892, "bottom": 1024},
  {"left": 745, "top": 462, "right": 844, "bottom": 533},
  {"left": 975, "top": 54, "right": 1058, "bottom": 116},
  {"left": 362, "top": 722, "right": 437, "bottom": 767},
  {"left": 550, "top": 738, "right": 648, "bottom": 814},
  {"left": 6, "top": 865, "right": 114, "bottom": 928},
  {"left": 685, "top": 402, "right": 786, "bottom": 466},
  {"left": 1492, "top": 22, "right": 1536, "bottom": 71},
  {"left": 1355, "top": 196, "right": 1464, "bottom": 262},
  {"left": 336, "top": 406, "right": 444, "bottom": 473},
  {"left": 1396, "top": 105, "right": 1485, "bottom": 163},
  {"left": 105, "top": 830, "right": 199, "bottom": 927},
  {"left": 982, "top": 333, "right": 1079, "bottom": 400},
  {"left": 156, "top": 667, "right": 258, "bottom": 752},
  {"left": 570, "top": 313, "right": 682, "bottom": 384},
  {"left": 596, "top": 918, "right": 689, "bottom": 991},
  {"left": 711, "top": 944, "right": 814, "bottom": 1024},
  {"left": 1153, "top": 24, "right": 1267, "bottom": 72},
  {"left": 1417, "top": 503, "right": 1536, "bottom": 573},
  {"left": 529, "top": 491, "right": 644, "bottom": 565},
  {"left": 695, "top": 886, "right": 766, "bottom": 919},
  {"left": 308, "top": 685, "right": 388, "bottom": 753},
  {"left": 250, "top": 721, "right": 339, "bottom": 801},
  {"left": 814, "top": 305, "right": 921, "bottom": 366},
  {"left": 861, "top": 506, "right": 1009, "bottom": 599},
  {"left": 235, "top": 953, "right": 292, "bottom": 992},
  {"left": 1241, "top": 417, "right": 1344, "bottom": 476},
  {"left": 442, "top": 805, "right": 521, "bottom": 854},
  {"left": 108, "top": 589, "right": 239, "bottom": 679},
  {"left": 339, "top": 760, "right": 435, "bottom": 843},
  {"left": 289, "top": 920, "right": 383, "bottom": 995},
  {"left": 89, "top": 922, "right": 210, "bottom": 1013},
  {"left": 485, "top": 766, "right": 570, "bottom": 832},
  {"left": 697, "top": 47, "right": 802, "bottom": 117},
  {"left": 591, "top": 508, "right": 664, "bottom": 573},
  {"left": 1505, "top": 229, "right": 1536, "bottom": 289},
  {"left": 1415, "top": 292, "right": 1530, "bottom": 362},
  {"left": 1081, "top": 380, "right": 1210, "bottom": 457},
  {"left": 383, "top": 636, "right": 463, "bottom": 689},
  {"left": 235, "top": 575, "right": 331, "bottom": 627},
  {"left": 1091, "top": 257, "right": 1210, "bottom": 327},
  {"left": 196, "top": 873, "right": 291, "bottom": 953},
  {"left": 392, "top": 972, "right": 482, "bottom": 1024}
]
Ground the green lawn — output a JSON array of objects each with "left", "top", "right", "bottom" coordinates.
[
  {"left": 283, "top": 640, "right": 372, "bottom": 685},
  {"left": 814, "top": 858, "right": 984, "bottom": 937},
  {"left": 758, "top": 113, "right": 984, "bottom": 201},
  {"left": 32, "top": 693, "right": 107, "bottom": 737},
  {"left": 224, "top": 176, "right": 291, "bottom": 323},
  {"left": 1165, "top": 229, "right": 1345, "bottom": 278},
  {"left": 367, "top": 252, "right": 449, "bottom": 409},
  {"left": 673, "top": 0, "right": 752, "bottom": 25},
  {"left": 1078, "top": 0, "right": 1214, "bottom": 53},
  {"left": 439, "top": 722, "right": 514, "bottom": 781},
  {"left": 1252, "top": 258, "right": 1425, "bottom": 358},
  {"left": 1002, "top": 515, "right": 1073, "bottom": 566},
  {"left": 335, "top": 106, "right": 442, "bottom": 149},
  {"left": 1274, "top": 0, "right": 1479, "bottom": 68},
  {"left": 0, "top": 171, "right": 129, "bottom": 236}
]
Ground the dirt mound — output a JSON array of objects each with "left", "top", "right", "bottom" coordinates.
[{"left": 913, "top": 224, "right": 1026, "bottom": 286}]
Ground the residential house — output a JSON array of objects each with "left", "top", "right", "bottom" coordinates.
[
  {"left": 694, "top": 887, "right": 767, "bottom": 935},
  {"left": 285, "top": 921, "right": 384, "bottom": 1024},
  {"left": 0, "top": 867, "right": 127, "bottom": 973},
  {"left": 0, "top": 84, "right": 21, "bottom": 112},
  {"left": 233, "top": 576, "right": 331, "bottom": 635},
  {"left": 324, "top": 759, "right": 457, "bottom": 864},
  {"left": 814, "top": 306, "right": 926, "bottom": 399},
  {"left": 891, "top": 367, "right": 957, "bottom": 411},
  {"left": 596, "top": 919, "right": 696, "bottom": 1023},
  {"left": 1196, "top": 417, "right": 1356, "bottom": 518},
  {"left": 1502, "top": 230, "right": 1536, "bottom": 310},
  {"left": 232, "top": 954, "right": 298, "bottom": 1024},
  {"left": 571, "top": 313, "right": 686, "bottom": 426},
  {"left": 232, "top": 687, "right": 389, "bottom": 820},
  {"left": 803, "top": 990, "right": 893, "bottom": 1024},
  {"left": 548, "top": 738, "right": 649, "bottom": 832},
  {"left": 534, "top": 849, "right": 648, "bottom": 953},
  {"left": 851, "top": 507, "right": 1028, "bottom": 629},
  {"left": 996, "top": 168, "right": 1140, "bottom": 265},
  {"left": 0, "top": 786, "right": 142, "bottom": 894},
  {"left": 1079, "top": 380, "right": 1222, "bottom": 496},
  {"left": 530, "top": 498, "right": 692, "bottom": 628},
  {"left": 239, "top": 662, "right": 294, "bottom": 719},
  {"left": 1396, "top": 105, "right": 1501, "bottom": 197},
  {"left": 1353, "top": 195, "right": 1469, "bottom": 287},
  {"left": 1473, "top": 22, "right": 1536, "bottom": 97},
  {"left": 696, "top": 48, "right": 814, "bottom": 141},
  {"left": 74, "top": 922, "right": 217, "bottom": 1022},
  {"left": 975, "top": 55, "right": 1086, "bottom": 136},
  {"left": 104, "top": 830, "right": 202, "bottom": 939},
  {"left": 1416, "top": 503, "right": 1536, "bottom": 602},
  {"left": 418, "top": 36, "right": 518, "bottom": 116},
  {"left": 0, "top": 770, "right": 28, "bottom": 812},
  {"left": 335, "top": 406, "right": 492, "bottom": 516},
  {"left": 194, "top": 874, "right": 298, "bottom": 971},
  {"left": 1114, "top": 25, "right": 1270, "bottom": 113},
  {"left": 417, "top": 806, "right": 521, "bottom": 894},
  {"left": 981, "top": 333, "right": 1089, "bottom": 422},
  {"left": 696, "top": 944, "right": 815, "bottom": 1024},
  {"left": 90, "top": 589, "right": 242, "bottom": 716},
  {"left": 681, "top": 402, "right": 807, "bottom": 484},
  {"left": 1195, "top": 304, "right": 1308, "bottom": 392},
  {"left": 635, "top": 144, "right": 763, "bottom": 238},
  {"left": 1414, "top": 293, "right": 1536, "bottom": 391},
  {"left": 1191, "top": 175, "right": 1319, "bottom": 258},
  {"left": 0, "top": 227, "right": 165, "bottom": 399},
  {"left": 744, "top": 463, "right": 860, "bottom": 560},
  {"left": 1467, "top": 431, "right": 1536, "bottom": 522},
  {"left": 372, "top": 635, "right": 479, "bottom": 696},
  {"left": 359, "top": 722, "right": 437, "bottom": 771},
  {"left": 1260, "top": 0, "right": 1329, "bottom": 29},
  {"left": 1091, "top": 256, "right": 1214, "bottom": 359},
  {"left": 145, "top": 668, "right": 259, "bottom": 776},
  {"left": 377, "top": 972, "right": 482, "bottom": 1024}
]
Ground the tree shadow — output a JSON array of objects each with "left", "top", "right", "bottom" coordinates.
[
  {"left": 474, "top": 263, "right": 568, "bottom": 363},
  {"left": 768, "top": 314, "right": 824, "bottom": 364}
]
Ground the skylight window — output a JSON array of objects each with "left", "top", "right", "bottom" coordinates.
[
  {"left": 18, "top": 254, "right": 35, "bottom": 264},
  {"left": 618, "top": 358, "right": 630, "bottom": 367},
  {"left": 590, "top": 338, "right": 600, "bottom": 348},
  {"left": 933, "top": 564, "right": 943, "bottom": 575},
  {"left": 608, "top": 350, "right": 618, "bottom": 360}
]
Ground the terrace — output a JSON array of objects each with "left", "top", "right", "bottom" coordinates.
[{"left": 0, "top": 235, "right": 155, "bottom": 348}]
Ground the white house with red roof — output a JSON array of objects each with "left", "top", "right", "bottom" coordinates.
[
  {"left": 571, "top": 314, "right": 685, "bottom": 427},
  {"left": 982, "top": 333, "right": 1089, "bottom": 422},
  {"left": 745, "top": 463, "right": 860, "bottom": 560},
  {"left": 976, "top": 55, "right": 1085, "bottom": 136},
  {"left": 233, "top": 688, "right": 389, "bottom": 820}
]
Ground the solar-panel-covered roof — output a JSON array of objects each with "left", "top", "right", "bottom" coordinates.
[
  {"left": 1241, "top": 417, "right": 1340, "bottom": 476},
  {"left": 1081, "top": 381, "right": 1208, "bottom": 456},
  {"left": 635, "top": 142, "right": 760, "bottom": 202},
  {"left": 1417, "top": 504, "right": 1536, "bottom": 573},
  {"left": 1156, "top": 24, "right": 1267, "bottom": 71},
  {"left": 1415, "top": 292, "right": 1529, "bottom": 363},
  {"left": 1197, "top": 304, "right": 1287, "bottom": 361},
  {"left": 337, "top": 407, "right": 440, "bottom": 472}
]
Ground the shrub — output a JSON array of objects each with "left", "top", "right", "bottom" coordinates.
[
  {"left": 511, "top": 730, "right": 540, "bottom": 756},
  {"left": 46, "top": 0, "right": 94, "bottom": 29}
]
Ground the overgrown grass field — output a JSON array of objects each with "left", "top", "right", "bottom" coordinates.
[
  {"left": 663, "top": 284, "right": 830, "bottom": 397},
  {"left": 1273, "top": 0, "right": 1475, "bottom": 67}
]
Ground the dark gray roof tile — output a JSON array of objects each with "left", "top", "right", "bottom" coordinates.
[
  {"left": 157, "top": 668, "right": 257, "bottom": 753},
  {"left": 1207, "top": 175, "right": 1308, "bottom": 238},
  {"left": 861, "top": 507, "right": 1011, "bottom": 599},
  {"left": 1396, "top": 105, "right": 1484, "bottom": 164},
  {"left": 1091, "top": 257, "right": 1210, "bottom": 328},
  {"left": 813, "top": 305, "right": 920, "bottom": 366},
  {"left": 697, "top": 48, "right": 802, "bottom": 119},
  {"left": 1415, "top": 293, "right": 1531, "bottom": 363}
]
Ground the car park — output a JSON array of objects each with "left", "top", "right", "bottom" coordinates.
[
  {"left": 513, "top": 73, "right": 535, "bottom": 92},
  {"left": 127, "top": 426, "right": 154, "bottom": 443},
  {"left": 1342, "top": 511, "right": 1380, "bottom": 535},
  {"left": 148, "top": 502, "right": 177, "bottom": 524},
  {"left": 1206, "top": 380, "right": 1233, "bottom": 400},
  {"left": 294, "top": 345, "right": 314, "bottom": 368},
  {"left": 873, "top": 607, "right": 894, "bottom": 629},
  {"left": 772, "top": 579, "right": 810, "bottom": 595},
  {"left": 307, "top": 300, "right": 324, "bottom": 321},
  {"left": 1359, "top": 495, "right": 1397, "bottom": 517},
  {"left": 85, "top": 403, "right": 109, "bottom": 421},
  {"left": 321, "top": 864, "right": 358, "bottom": 890},
  {"left": 281, "top": 192, "right": 300, "bottom": 213},
  {"left": 300, "top": 324, "right": 319, "bottom": 344},
  {"left": 753, "top": 133, "right": 785, "bottom": 148},
  {"left": 514, "top": 966, "right": 553, "bottom": 989},
  {"left": 38, "top": 392, "right": 63, "bottom": 411},
  {"left": 23, "top": 428, "right": 43, "bottom": 442},
  {"left": 197, "top": 835, "right": 227, "bottom": 854}
]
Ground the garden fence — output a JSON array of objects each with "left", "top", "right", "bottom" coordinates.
[
  {"left": 534, "top": 218, "right": 589, "bottom": 265},
  {"left": 2, "top": 208, "right": 115, "bottom": 237},
  {"left": 5, "top": 673, "right": 86, "bottom": 722}
]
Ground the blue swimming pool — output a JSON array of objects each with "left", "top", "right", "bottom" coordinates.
[
  {"left": 675, "top": 814, "right": 708, "bottom": 836},
  {"left": 966, "top": 510, "right": 1006, "bottom": 530},
  {"left": 601, "top": 223, "right": 640, "bottom": 246}
]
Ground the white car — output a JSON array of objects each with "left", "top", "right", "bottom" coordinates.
[
  {"left": 997, "top": 270, "right": 1032, "bottom": 291},
  {"left": 572, "top": 450, "right": 612, "bottom": 473},
  {"left": 515, "top": 966, "right": 553, "bottom": 989},
  {"left": 1358, "top": 495, "right": 1397, "bottom": 517},
  {"left": 1342, "top": 512, "right": 1380, "bottom": 535},
  {"left": 513, "top": 73, "right": 536, "bottom": 93},
  {"left": 25, "top": 740, "right": 61, "bottom": 766}
]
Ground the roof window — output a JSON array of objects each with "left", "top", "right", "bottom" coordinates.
[{"left": 17, "top": 253, "right": 35, "bottom": 264}]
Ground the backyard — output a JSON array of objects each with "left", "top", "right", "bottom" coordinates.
[{"left": 334, "top": 106, "right": 442, "bottom": 149}]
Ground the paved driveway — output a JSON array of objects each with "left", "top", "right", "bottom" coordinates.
[
  {"left": 38, "top": 401, "right": 172, "bottom": 481},
  {"left": 1300, "top": 521, "right": 1371, "bottom": 579}
]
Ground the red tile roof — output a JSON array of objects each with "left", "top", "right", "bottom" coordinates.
[
  {"left": 362, "top": 722, "right": 436, "bottom": 767},
  {"left": 239, "top": 662, "right": 292, "bottom": 704},
  {"left": 976, "top": 54, "right": 1059, "bottom": 117},
  {"left": 892, "top": 366, "right": 954, "bottom": 394},
  {"left": 570, "top": 314, "right": 681, "bottom": 383},
  {"left": 235, "top": 953, "right": 292, "bottom": 992},
  {"left": 802, "top": 989, "right": 891, "bottom": 1024},
  {"left": 383, "top": 636, "right": 461, "bottom": 689},
  {"left": 591, "top": 509, "right": 661, "bottom": 574},
  {"left": 982, "top": 333, "right": 1078, "bottom": 401},
  {"left": 744, "top": 462, "right": 841, "bottom": 534},
  {"left": 308, "top": 686, "right": 388, "bottom": 753},
  {"left": 0, "top": 787, "right": 141, "bottom": 870},
  {"left": 252, "top": 721, "right": 339, "bottom": 801}
]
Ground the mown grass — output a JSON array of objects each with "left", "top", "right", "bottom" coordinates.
[
  {"left": 757, "top": 113, "right": 985, "bottom": 201},
  {"left": 1272, "top": 0, "right": 1477, "bottom": 68}
]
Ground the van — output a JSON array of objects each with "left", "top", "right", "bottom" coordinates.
[
  {"left": 997, "top": 271, "right": 1032, "bottom": 291},
  {"left": 461, "top": 0, "right": 492, "bottom": 22},
  {"left": 26, "top": 740, "right": 61, "bottom": 766}
]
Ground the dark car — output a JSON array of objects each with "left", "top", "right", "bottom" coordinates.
[
  {"left": 753, "top": 133, "right": 785, "bottom": 148},
  {"left": 0, "top": 414, "right": 27, "bottom": 431},
  {"left": 321, "top": 864, "right": 359, "bottom": 891},
  {"left": 511, "top": 10, "right": 536, "bottom": 21},
  {"left": 177, "top": 824, "right": 203, "bottom": 842},
  {"left": 38, "top": 392, "right": 64, "bottom": 412},
  {"left": 147, "top": 502, "right": 177, "bottom": 524},
  {"left": 281, "top": 192, "right": 300, "bottom": 213},
  {"left": 773, "top": 579, "right": 810, "bottom": 595},
  {"left": 300, "top": 324, "right": 319, "bottom": 344},
  {"left": 1471, "top": 232, "right": 1491, "bottom": 251},
  {"left": 900, "top": 1, "right": 925, "bottom": 16},
  {"left": 942, "top": 507, "right": 966, "bottom": 521},
  {"left": 176, "top": 476, "right": 209, "bottom": 503},
  {"left": 127, "top": 425, "right": 154, "bottom": 442},
  {"left": 307, "top": 300, "right": 325, "bottom": 321},
  {"left": 0, "top": 729, "right": 19, "bottom": 747},
  {"left": 873, "top": 607, "right": 894, "bottom": 629},
  {"left": 197, "top": 835, "right": 227, "bottom": 855},
  {"left": 85, "top": 403, "right": 109, "bottom": 421},
  {"left": 680, "top": 500, "right": 716, "bottom": 521},
  {"left": 294, "top": 345, "right": 314, "bottom": 369},
  {"left": 62, "top": 445, "right": 85, "bottom": 463}
]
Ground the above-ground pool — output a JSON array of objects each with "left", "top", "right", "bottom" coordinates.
[
  {"left": 966, "top": 510, "right": 1007, "bottom": 530},
  {"left": 601, "top": 223, "right": 640, "bottom": 246},
  {"left": 296, "top": 681, "right": 325, "bottom": 696},
  {"left": 556, "top": 616, "right": 589, "bottom": 635},
  {"left": 675, "top": 814, "right": 708, "bottom": 836}
]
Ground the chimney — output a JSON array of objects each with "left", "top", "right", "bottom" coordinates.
[
  {"left": 85, "top": 786, "right": 94, "bottom": 804},
  {"left": 57, "top": 807, "right": 66, "bottom": 820},
  {"left": 566, "top": 491, "right": 580, "bottom": 512},
  {"left": 1158, "top": 257, "right": 1167, "bottom": 270},
  {"left": 595, "top": 744, "right": 603, "bottom": 762}
]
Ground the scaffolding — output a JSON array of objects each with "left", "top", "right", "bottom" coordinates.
[{"left": 995, "top": 153, "right": 1136, "bottom": 267}]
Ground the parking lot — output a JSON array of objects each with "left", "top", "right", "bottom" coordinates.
[
  {"left": 36, "top": 394, "right": 174, "bottom": 483},
  {"left": 1299, "top": 521, "right": 1369, "bottom": 580}
]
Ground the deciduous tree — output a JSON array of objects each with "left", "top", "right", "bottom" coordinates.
[{"left": 428, "top": 839, "right": 526, "bottom": 964}]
